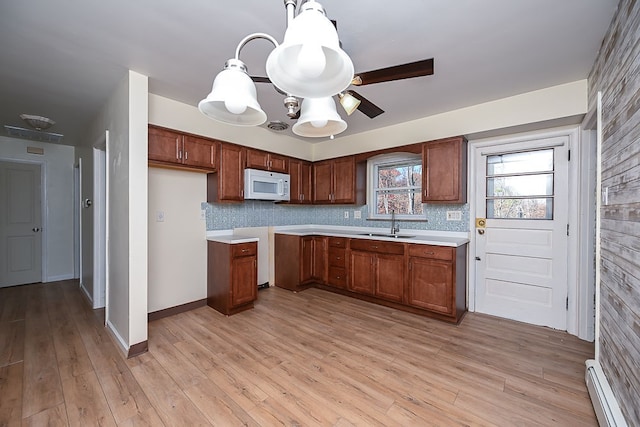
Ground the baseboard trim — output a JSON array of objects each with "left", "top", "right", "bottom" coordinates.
[
  {"left": 585, "top": 360, "right": 628, "bottom": 427},
  {"left": 148, "top": 299, "right": 207, "bottom": 322},
  {"left": 127, "top": 340, "right": 148, "bottom": 359}
]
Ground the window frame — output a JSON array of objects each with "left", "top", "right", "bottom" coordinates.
[{"left": 367, "top": 153, "right": 425, "bottom": 221}]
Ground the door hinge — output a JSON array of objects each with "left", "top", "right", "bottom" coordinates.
[
  {"left": 567, "top": 149, "right": 571, "bottom": 161},
  {"left": 566, "top": 296, "right": 569, "bottom": 310},
  {"left": 566, "top": 224, "right": 569, "bottom": 236}
]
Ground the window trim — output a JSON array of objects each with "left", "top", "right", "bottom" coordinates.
[{"left": 366, "top": 152, "right": 425, "bottom": 221}]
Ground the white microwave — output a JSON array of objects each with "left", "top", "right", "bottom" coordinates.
[{"left": 244, "top": 168, "right": 290, "bottom": 201}]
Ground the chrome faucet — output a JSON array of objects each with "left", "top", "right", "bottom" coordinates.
[{"left": 390, "top": 209, "right": 399, "bottom": 235}]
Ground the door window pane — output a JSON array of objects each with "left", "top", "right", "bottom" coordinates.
[{"left": 486, "top": 149, "right": 554, "bottom": 220}]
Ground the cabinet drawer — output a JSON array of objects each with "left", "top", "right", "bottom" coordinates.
[
  {"left": 232, "top": 242, "right": 257, "bottom": 257},
  {"left": 328, "top": 248, "right": 346, "bottom": 268},
  {"left": 328, "top": 237, "right": 347, "bottom": 248},
  {"left": 350, "top": 239, "right": 404, "bottom": 255},
  {"left": 327, "top": 267, "right": 347, "bottom": 288},
  {"left": 408, "top": 244, "right": 453, "bottom": 261}
]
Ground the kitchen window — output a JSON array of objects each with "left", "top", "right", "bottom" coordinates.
[{"left": 367, "top": 153, "right": 423, "bottom": 220}]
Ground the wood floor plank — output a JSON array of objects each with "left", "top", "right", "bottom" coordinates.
[
  {"left": 21, "top": 403, "right": 68, "bottom": 427},
  {"left": 128, "top": 358, "right": 210, "bottom": 426},
  {"left": 0, "top": 320, "right": 24, "bottom": 367},
  {"left": 21, "top": 287, "right": 63, "bottom": 419},
  {"left": 0, "top": 362, "right": 23, "bottom": 427},
  {"left": 61, "top": 371, "right": 117, "bottom": 426}
]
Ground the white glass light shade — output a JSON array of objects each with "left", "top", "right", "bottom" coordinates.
[
  {"left": 292, "top": 97, "right": 347, "bottom": 138},
  {"left": 338, "top": 92, "right": 361, "bottom": 116},
  {"left": 198, "top": 59, "right": 267, "bottom": 126},
  {"left": 266, "top": 1, "right": 354, "bottom": 98}
]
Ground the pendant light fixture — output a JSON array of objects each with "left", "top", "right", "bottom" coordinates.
[
  {"left": 198, "top": 0, "right": 354, "bottom": 136},
  {"left": 265, "top": 1, "right": 354, "bottom": 99},
  {"left": 292, "top": 97, "right": 347, "bottom": 138}
]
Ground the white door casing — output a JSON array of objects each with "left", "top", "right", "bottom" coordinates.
[
  {"left": 0, "top": 161, "right": 43, "bottom": 287},
  {"left": 473, "top": 136, "right": 569, "bottom": 330}
]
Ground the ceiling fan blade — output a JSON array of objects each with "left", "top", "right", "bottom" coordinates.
[
  {"left": 352, "top": 58, "right": 434, "bottom": 86},
  {"left": 346, "top": 90, "right": 384, "bottom": 119},
  {"left": 251, "top": 76, "right": 271, "bottom": 83}
]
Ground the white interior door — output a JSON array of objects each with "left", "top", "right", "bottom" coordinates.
[
  {"left": 474, "top": 136, "right": 569, "bottom": 330},
  {"left": 0, "top": 161, "right": 42, "bottom": 287}
]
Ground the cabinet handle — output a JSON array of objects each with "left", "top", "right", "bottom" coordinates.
[
  {"left": 242, "top": 249, "right": 248, "bottom": 252},
  {"left": 423, "top": 252, "right": 435, "bottom": 255},
  {"left": 336, "top": 257, "right": 341, "bottom": 260},
  {"left": 176, "top": 140, "right": 181, "bottom": 160},
  {"left": 371, "top": 245, "right": 378, "bottom": 249},
  {"left": 184, "top": 151, "right": 188, "bottom": 160}
]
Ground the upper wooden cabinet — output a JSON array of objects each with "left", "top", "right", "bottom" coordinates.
[
  {"left": 288, "top": 159, "right": 313, "bottom": 204},
  {"left": 422, "top": 136, "right": 467, "bottom": 203},
  {"left": 148, "top": 126, "right": 217, "bottom": 172},
  {"left": 245, "top": 148, "right": 289, "bottom": 173},
  {"left": 207, "top": 143, "right": 245, "bottom": 202},
  {"left": 313, "top": 156, "right": 365, "bottom": 204}
]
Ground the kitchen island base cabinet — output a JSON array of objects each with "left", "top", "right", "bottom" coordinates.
[{"left": 207, "top": 241, "right": 257, "bottom": 315}]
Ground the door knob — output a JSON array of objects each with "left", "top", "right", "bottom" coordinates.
[
  {"left": 478, "top": 229, "right": 485, "bottom": 235},
  {"left": 32, "top": 227, "right": 40, "bottom": 232}
]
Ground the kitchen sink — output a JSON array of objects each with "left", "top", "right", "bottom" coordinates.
[{"left": 358, "top": 232, "right": 416, "bottom": 239}]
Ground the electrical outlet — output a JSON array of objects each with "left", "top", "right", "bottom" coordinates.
[
  {"left": 200, "top": 209, "right": 206, "bottom": 220},
  {"left": 446, "top": 211, "right": 462, "bottom": 221},
  {"left": 344, "top": 211, "right": 349, "bottom": 219},
  {"left": 156, "top": 211, "right": 165, "bottom": 222},
  {"left": 354, "top": 210, "right": 362, "bottom": 219}
]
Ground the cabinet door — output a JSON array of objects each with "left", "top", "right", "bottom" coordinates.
[
  {"left": 408, "top": 257, "right": 454, "bottom": 315},
  {"left": 422, "top": 137, "right": 467, "bottom": 203},
  {"left": 301, "top": 236, "right": 314, "bottom": 283},
  {"left": 312, "top": 237, "right": 326, "bottom": 282},
  {"left": 289, "top": 159, "right": 311, "bottom": 203},
  {"left": 268, "top": 153, "right": 289, "bottom": 173},
  {"left": 313, "top": 160, "right": 333, "bottom": 203},
  {"left": 349, "top": 251, "right": 375, "bottom": 295},
  {"left": 218, "top": 143, "right": 245, "bottom": 201},
  {"left": 332, "top": 157, "right": 356, "bottom": 203},
  {"left": 245, "top": 148, "right": 270, "bottom": 170},
  {"left": 148, "top": 126, "right": 181, "bottom": 164},
  {"left": 183, "top": 135, "right": 217, "bottom": 170},
  {"left": 375, "top": 254, "right": 405, "bottom": 302},
  {"left": 231, "top": 255, "right": 257, "bottom": 307}
]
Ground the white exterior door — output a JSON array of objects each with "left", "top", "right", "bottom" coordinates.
[
  {"left": 0, "top": 161, "right": 42, "bottom": 287},
  {"left": 474, "top": 136, "right": 569, "bottom": 330}
]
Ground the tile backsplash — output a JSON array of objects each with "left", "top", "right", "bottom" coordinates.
[{"left": 203, "top": 201, "right": 469, "bottom": 232}]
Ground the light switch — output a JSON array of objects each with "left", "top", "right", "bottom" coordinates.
[{"left": 156, "top": 211, "right": 165, "bottom": 222}]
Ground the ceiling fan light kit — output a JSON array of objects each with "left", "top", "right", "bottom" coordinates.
[
  {"left": 292, "top": 96, "right": 347, "bottom": 138},
  {"left": 198, "top": 0, "right": 434, "bottom": 138},
  {"left": 198, "top": 0, "right": 353, "bottom": 137}
]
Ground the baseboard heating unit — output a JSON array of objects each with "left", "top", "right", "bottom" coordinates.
[{"left": 585, "top": 360, "right": 628, "bottom": 427}]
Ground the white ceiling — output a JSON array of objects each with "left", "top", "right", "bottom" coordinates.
[{"left": 0, "top": 0, "right": 617, "bottom": 146}]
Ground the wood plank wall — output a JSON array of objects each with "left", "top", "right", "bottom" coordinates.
[{"left": 587, "top": 0, "right": 640, "bottom": 424}]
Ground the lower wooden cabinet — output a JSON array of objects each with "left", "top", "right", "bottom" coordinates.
[
  {"left": 407, "top": 244, "right": 467, "bottom": 322},
  {"left": 349, "top": 239, "right": 405, "bottom": 302},
  {"left": 275, "top": 233, "right": 467, "bottom": 323},
  {"left": 275, "top": 234, "right": 325, "bottom": 291},
  {"left": 207, "top": 241, "right": 257, "bottom": 315}
]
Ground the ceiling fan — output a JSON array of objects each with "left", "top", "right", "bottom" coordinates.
[{"left": 252, "top": 58, "right": 435, "bottom": 120}]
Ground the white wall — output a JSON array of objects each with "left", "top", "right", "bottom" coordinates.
[
  {"left": 148, "top": 168, "right": 207, "bottom": 313},
  {"left": 0, "top": 136, "right": 75, "bottom": 282},
  {"left": 83, "top": 70, "right": 149, "bottom": 352}
]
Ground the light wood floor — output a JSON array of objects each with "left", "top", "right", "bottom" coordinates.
[{"left": 1, "top": 280, "right": 596, "bottom": 426}]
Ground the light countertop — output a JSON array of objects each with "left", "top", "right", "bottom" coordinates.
[
  {"left": 206, "top": 230, "right": 259, "bottom": 244},
  {"left": 273, "top": 225, "right": 469, "bottom": 247}
]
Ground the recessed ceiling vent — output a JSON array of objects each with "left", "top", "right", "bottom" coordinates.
[{"left": 267, "top": 120, "right": 289, "bottom": 132}]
